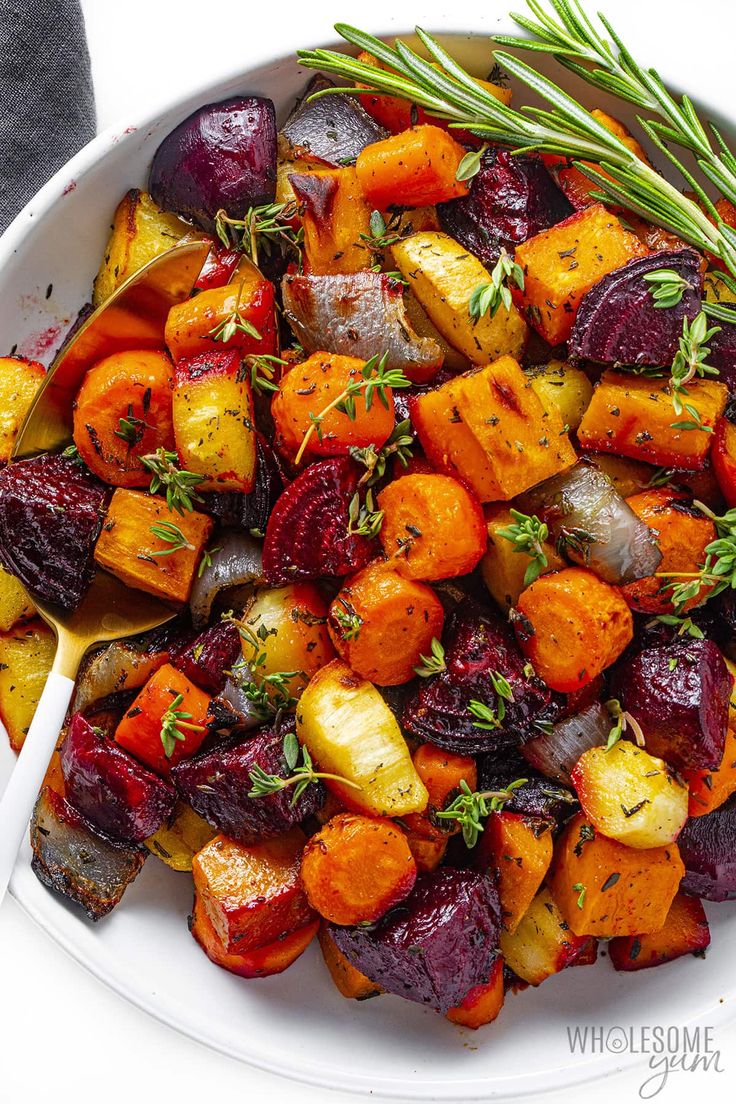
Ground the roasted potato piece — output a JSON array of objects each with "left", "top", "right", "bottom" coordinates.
[
  {"left": 241, "top": 582, "right": 335, "bottom": 700},
  {"left": 527, "top": 359, "right": 593, "bottom": 432},
  {"left": 0, "top": 565, "right": 34, "bottom": 633},
  {"left": 0, "top": 355, "right": 45, "bottom": 464},
  {"left": 0, "top": 618, "right": 55, "bottom": 750},
  {"left": 499, "top": 886, "right": 594, "bottom": 985},
  {"left": 146, "top": 802, "right": 217, "bottom": 871}
]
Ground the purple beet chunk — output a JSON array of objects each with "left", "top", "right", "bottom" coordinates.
[
  {"left": 149, "top": 96, "right": 277, "bottom": 234},
  {"left": 709, "top": 319, "right": 736, "bottom": 393},
  {"left": 569, "top": 250, "right": 703, "bottom": 367},
  {"left": 402, "top": 599, "right": 561, "bottom": 755},
  {"left": 329, "top": 869, "right": 501, "bottom": 1014},
  {"left": 60, "top": 713, "right": 176, "bottom": 844},
  {"left": 678, "top": 795, "right": 736, "bottom": 900},
  {"left": 281, "top": 76, "right": 388, "bottom": 166},
  {"left": 0, "top": 453, "right": 109, "bottom": 611},
  {"left": 172, "top": 728, "right": 323, "bottom": 843},
  {"left": 168, "top": 621, "right": 241, "bottom": 694},
  {"left": 612, "top": 638, "right": 732, "bottom": 771},
  {"left": 437, "top": 148, "right": 573, "bottom": 268},
  {"left": 477, "top": 762, "right": 577, "bottom": 827},
  {"left": 201, "top": 435, "right": 284, "bottom": 534}
]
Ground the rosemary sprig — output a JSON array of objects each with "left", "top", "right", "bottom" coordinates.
[
  {"left": 160, "top": 692, "right": 205, "bottom": 759},
  {"left": 496, "top": 509, "right": 549, "bottom": 587},
  {"left": 248, "top": 743, "right": 361, "bottom": 804},
  {"left": 347, "top": 489, "right": 383, "bottom": 539},
  {"left": 349, "top": 419, "right": 414, "bottom": 486},
  {"left": 436, "top": 777, "right": 528, "bottom": 847},
  {"left": 414, "top": 637, "right": 446, "bottom": 678},
  {"left": 297, "top": 26, "right": 736, "bottom": 279},
  {"left": 643, "top": 268, "right": 691, "bottom": 310},
  {"left": 215, "top": 202, "right": 302, "bottom": 266},
  {"left": 469, "top": 249, "right": 525, "bottom": 320},
  {"left": 149, "top": 521, "right": 194, "bottom": 556},
  {"left": 294, "top": 352, "right": 411, "bottom": 465},
  {"left": 660, "top": 501, "right": 736, "bottom": 611},
  {"left": 197, "top": 545, "right": 222, "bottom": 578},
  {"left": 605, "top": 698, "right": 645, "bottom": 752},
  {"left": 141, "top": 448, "right": 205, "bottom": 515}
]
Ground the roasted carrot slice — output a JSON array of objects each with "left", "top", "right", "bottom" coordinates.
[{"left": 114, "top": 662, "right": 211, "bottom": 775}]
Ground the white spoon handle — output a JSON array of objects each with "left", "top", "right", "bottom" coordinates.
[{"left": 0, "top": 671, "right": 75, "bottom": 908}]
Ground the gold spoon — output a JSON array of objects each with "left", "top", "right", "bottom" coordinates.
[{"left": 0, "top": 240, "right": 210, "bottom": 905}]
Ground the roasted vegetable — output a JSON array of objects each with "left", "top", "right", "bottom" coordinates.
[
  {"left": 571, "top": 742, "right": 689, "bottom": 849},
  {"left": 318, "top": 924, "right": 383, "bottom": 1000},
  {"left": 241, "top": 582, "right": 334, "bottom": 700},
  {"left": 608, "top": 893, "right": 711, "bottom": 971},
  {"left": 301, "top": 812, "right": 417, "bottom": 925},
  {"left": 281, "top": 272, "right": 443, "bottom": 384},
  {"left": 481, "top": 505, "right": 565, "bottom": 611},
  {"left": 0, "top": 565, "right": 34, "bottom": 633},
  {"left": 377, "top": 473, "right": 486, "bottom": 581},
  {"left": 521, "top": 702, "right": 611, "bottom": 785},
  {"left": 437, "top": 148, "right": 573, "bottom": 268},
  {"left": 281, "top": 76, "right": 387, "bottom": 165},
  {"left": 188, "top": 530, "right": 263, "bottom": 630},
  {"left": 290, "top": 167, "right": 372, "bottom": 275},
  {"left": 329, "top": 868, "right": 501, "bottom": 1014},
  {"left": 513, "top": 567, "right": 633, "bottom": 693},
  {"left": 513, "top": 204, "right": 649, "bottom": 345},
  {"left": 549, "top": 813, "right": 685, "bottom": 936},
  {"left": 145, "top": 802, "right": 216, "bottom": 870},
  {"left": 686, "top": 726, "right": 736, "bottom": 818},
  {"left": 712, "top": 416, "right": 736, "bottom": 508},
  {"left": 612, "top": 638, "right": 732, "bottom": 771},
  {"left": 73, "top": 349, "right": 176, "bottom": 487},
  {"left": 476, "top": 812, "right": 553, "bottom": 933},
  {"left": 328, "top": 564, "right": 444, "bottom": 685},
  {"left": 192, "top": 829, "right": 313, "bottom": 952},
  {"left": 569, "top": 250, "right": 703, "bottom": 366},
  {"left": 31, "top": 787, "right": 145, "bottom": 921},
  {"left": 72, "top": 631, "right": 171, "bottom": 714},
  {"left": 171, "top": 349, "right": 257, "bottom": 493},
  {"left": 401, "top": 743, "right": 477, "bottom": 841},
  {"left": 526, "top": 359, "right": 593, "bottom": 433},
  {"left": 93, "top": 189, "right": 193, "bottom": 307},
  {"left": 164, "top": 277, "right": 277, "bottom": 363},
  {"left": 677, "top": 793, "right": 736, "bottom": 900},
  {"left": 577, "top": 371, "right": 727, "bottom": 470},
  {"left": 0, "top": 454, "right": 109, "bottom": 611},
  {"left": 355, "top": 125, "right": 468, "bottom": 208},
  {"left": 517, "top": 461, "right": 662, "bottom": 586},
  {"left": 0, "top": 619, "right": 55, "bottom": 749},
  {"left": 0, "top": 355, "right": 45, "bottom": 463},
  {"left": 94, "top": 489, "right": 214, "bottom": 604},
  {"left": 296, "top": 658, "right": 428, "bottom": 816},
  {"left": 446, "top": 956, "right": 505, "bottom": 1029},
  {"left": 60, "top": 713, "right": 176, "bottom": 843},
  {"left": 172, "top": 728, "right": 323, "bottom": 842},
  {"left": 390, "top": 231, "right": 528, "bottom": 364},
  {"left": 499, "top": 886, "right": 594, "bottom": 985},
  {"left": 262, "top": 458, "right": 377, "bottom": 585},
  {"left": 191, "top": 893, "right": 318, "bottom": 977},
  {"left": 149, "top": 96, "right": 277, "bottom": 234},
  {"left": 166, "top": 621, "right": 240, "bottom": 694},
  {"left": 114, "top": 662, "right": 211, "bottom": 775}
]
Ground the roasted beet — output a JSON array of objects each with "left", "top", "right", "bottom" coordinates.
[
  {"left": 281, "top": 76, "right": 388, "bottom": 165},
  {"left": 168, "top": 621, "right": 241, "bottom": 694},
  {"left": 569, "top": 250, "right": 703, "bottom": 367},
  {"left": 172, "top": 728, "right": 323, "bottom": 842},
  {"left": 709, "top": 319, "right": 736, "bottom": 394},
  {"left": 402, "top": 599, "right": 561, "bottom": 755},
  {"left": 678, "top": 794, "right": 736, "bottom": 900},
  {"left": 262, "top": 458, "right": 377, "bottom": 585},
  {"left": 477, "top": 761, "right": 578, "bottom": 826},
  {"left": 329, "top": 868, "right": 501, "bottom": 1014},
  {"left": 201, "top": 435, "right": 284, "bottom": 535},
  {"left": 30, "top": 787, "right": 145, "bottom": 921},
  {"left": 437, "top": 148, "right": 573, "bottom": 268},
  {"left": 0, "top": 453, "right": 109, "bottom": 611},
  {"left": 60, "top": 713, "right": 176, "bottom": 843},
  {"left": 612, "top": 638, "right": 732, "bottom": 771},
  {"left": 149, "top": 96, "right": 277, "bottom": 234}
]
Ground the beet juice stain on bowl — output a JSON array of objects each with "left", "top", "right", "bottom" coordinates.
[{"left": 3, "top": 4, "right": 736, "bottom": 1097}]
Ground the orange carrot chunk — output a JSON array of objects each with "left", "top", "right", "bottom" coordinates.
[
  {"left": 608, "top": 893, "right": 710, "bottom": 971},
  {"left": 290, "top": 167, "right": 372, "bottom": 275},
  {"left": 446, "top": 956, "right": 505, "bottom": 1028},
  {"left": 114, "top": 662, "right": 211, "bottom": 775},
  {"left": 318, "top": 923, "right": 383, "bottom": 1000},
  {"left": 191, "top": 893, "right": 319, "bottom": 978},
  {"left": 355, "top": 125, "right": 469, "bottom": 208},
  {"left": 477, "top": 812, "right": 553, "bottom": 933},
  {"left": 402, "top": 743, "right": 477, "bottom": 841},
  {"left": 301, "top": 812, "right": 417, "bottom": 926},
  {"left": 685, "top": 725, "right": 736, "bottom": 817}
]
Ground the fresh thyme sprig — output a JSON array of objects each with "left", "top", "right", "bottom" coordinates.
[
  {"left": 332, "top": 597, "right": 363, "bottom": 641},
  {"left": 668, "top": 311, "right": 720, "bottom": 422},
  {"left": 149, "top": 521, "right": 194, "bottom": 556},
  {"left": 456, "top": 143, "right": 489, "bottom": 182},
  {"left": 223, "top": 615, "right": 303, "bottom": 722},
  {"left": 605, "top": 698, "right": 645, "bottom": 752},
  {"left": 215, "top": 202, "right": 302, "bottom": 266},
  {"left": 436, "top": 777, "right": 528, "bottom": 847},
  {"left": 244, "top": 353, "right": 286, "bottom": 395},
  {"left": 209, "top": 280, "right": 263, "bottom": 345},
  {"left": 347, "top": 489, "right": 384, "bottom": 539},
  {"left": 643, "top": 268, "right": 691, "bottom": 310},
  {"left": 114, "top": 405, "right": 153, "bottom": 447},
  {"left": 141, "top": 448, "right": 205, "bottom": 515},
  {"left": 468, "top": 672, "right": 515, "bottom": 731},
  {"left": 349, "top": 420, "right": 414, "bottom": 486},
  {"left": 160, "top": 692, "right": 206, "bottom": 759},
  {"left": 296, "top": 25, "right": 736, "bottom": 278},
  {"left": 660, "top": 501, "right": 736, "bottom": 612},
  {"left": 469, "top": 249, "right": 525, "bottom": 320},
  {"left": 496, "top": 509, "right": 549, "bottom": 587},
  {"left": 414, "top": 637, "right": 446, "bottom": 678},
  {"left": 294, "top": 352, "right": 411, "bottom": 465},
  {"left": 359, "top": 209, "right": 408, "bottom": 264},
  {"left": 248, "top": 742, "right": 361, "bottom": 804},
  {"left": 648, "top": 613, "right": 705, "bottom": 640}
]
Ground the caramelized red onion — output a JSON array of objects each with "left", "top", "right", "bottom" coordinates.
[
  {"left": 517, "top": 460, "right": 662, "bottom": 585},
  {"left": 521, "top": 702, "right": 611, "bottom": 784},
  {"left": 189, "top": 531, "right": 262, "bottom": 629}
]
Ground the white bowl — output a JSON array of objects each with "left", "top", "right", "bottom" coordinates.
[{"left": 1, "top": 21, "right": 736, "bottom": 1101}]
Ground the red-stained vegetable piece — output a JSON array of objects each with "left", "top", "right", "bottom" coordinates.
[
  {"left": 0, "top": 454, "right": 109, "bottom": 612},
  {"left": 60, "top": 713, "right": 176, "bottom": 844},
  {"left": 262, "top": 457, "right": 377, "bottom": 585},
  {"left": 194, "top": 244, "right": 242, "bottom": 291},
  {"left": 608, "top": 893, "right": 710, "bottom": 970},
  {"left": 201, "top": 434, "right": 285, "bottom": 536},
  {"left": 167, "top": 621, "right": 242, "bottom": 694},
  {"left": 191, "top": 895, "right": 319, "bottom": 977},
  {"left": 678, "top": 794, "right": 736, "bottom": 901}
]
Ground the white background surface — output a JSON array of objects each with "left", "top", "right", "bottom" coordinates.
[{"left": 2, "top": 1, "right": 736, "bottom": 1101}]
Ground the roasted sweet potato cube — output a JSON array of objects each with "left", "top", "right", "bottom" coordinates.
[
  {"left": 0, "top": 355, "right": 45, "bottom": 463},
  {"left": 146, "top": 802, "right": 216, "bottom": 871},
  {"left": 318, "top": 923, "right": 383, "bottom": 1000},
  {"left": 514, "top": 204, "right": 649, "bottom": 345},
  {"left": 481, "top": 505, "right": 564, "bottom": 610},
  {"left": 549, "top": 813, "right": 685, "bottom": 937},
  {"left": 410, "top": 386, "right": 501, "bottom": 501},
  {"left": 290, "top": 167, "right": 372, "bottom": 275},
  {"left": 686, "top": 726, "right": 736, "bottom": 817},
  {"left": 476, "top": 812, "right": 553, "bottom": 933},
  {"left": 0, "top": 618, "right": 55, "bottom": 750},
  {"left": 446, "top": 955, "right": 505, "bottom": 1028},
  {"left": 608, "top": 893, "right": 710, "bottom": 971},
  {"left": 191, "top": 894, "right": 319, "bottom": 978},
  {"left": 499, "top": 886, "right": 595, "bottom": 985},
  {"left": 192, "top": 830, "right": 314, "bottom": 952},
  {"left": 94, "top": 489, "right": 214, "bottom": 603},
  {"left": 578, "top": 371, "right": 727, "bottom": 470},
  {"left": 0, "top": 564, "right": 34, "bottom": 632}
]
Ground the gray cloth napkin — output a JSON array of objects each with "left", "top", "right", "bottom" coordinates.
[{"left": 0, "top": 0, "right": 95, "bottom": 233}]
